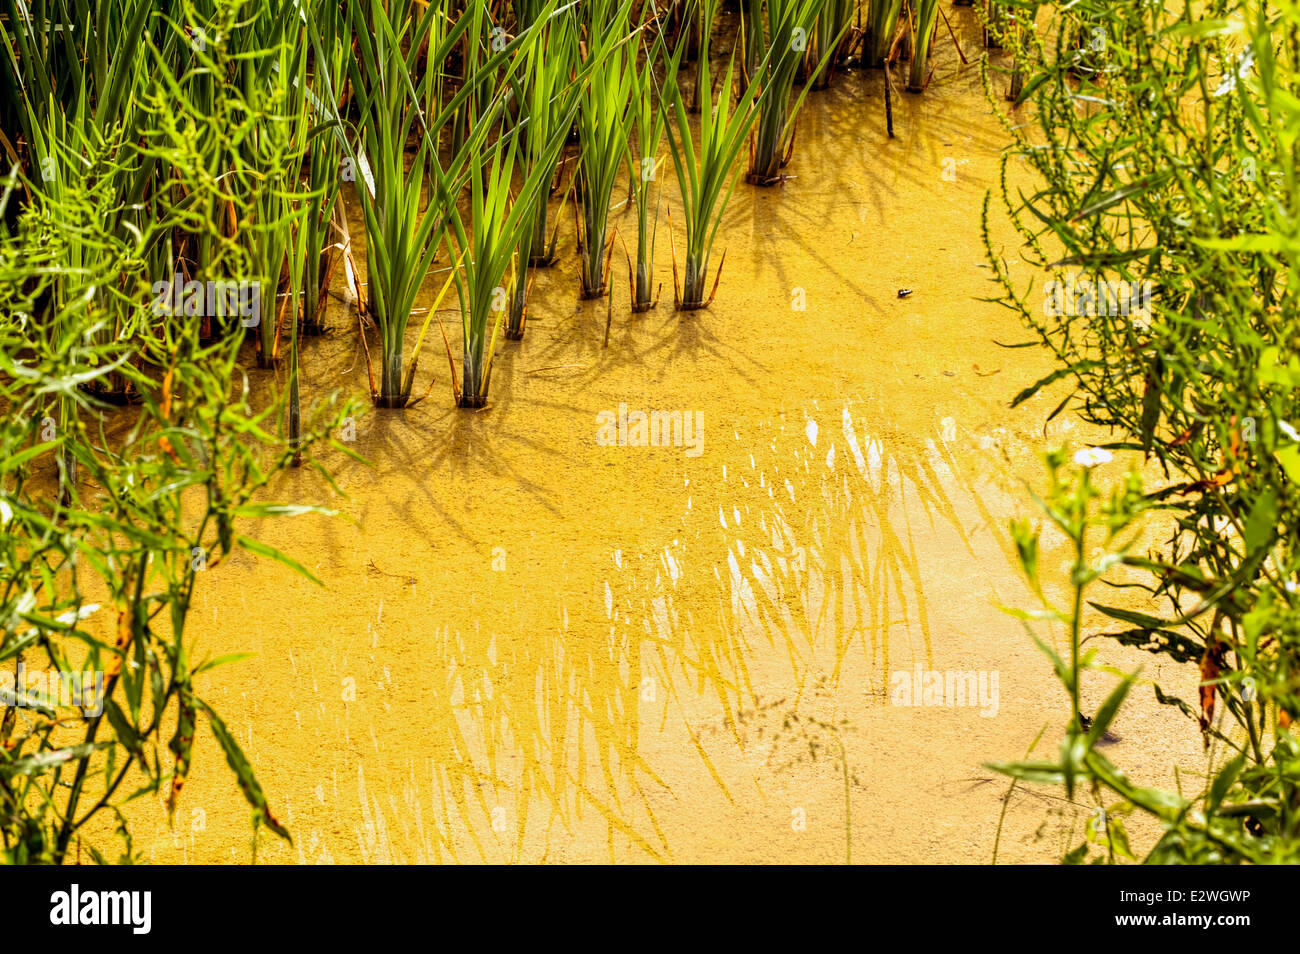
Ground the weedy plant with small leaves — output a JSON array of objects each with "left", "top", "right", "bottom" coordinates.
[
  {"left": 0, "top": 2, "right": 356, "bottom": 862},
  {"left": 986, "top": 0, "right": 1300, "bottom": 862}
]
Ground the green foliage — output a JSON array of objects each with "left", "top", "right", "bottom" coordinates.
[
  {"left": 906, "top": 0, "right": 941, "bottom": 91},
  {"left": 811, "top": 0, "right": 856, "bottom": 89},
  {"left": 340, "top": 0, "right": 457, "bottom": 407},
  {"left": 575, "top": 0, "right": 635, "bottom": 300},
  {"left": 505, "top": 11, "right": 578, "bottom": 335},
  {"left": 987, "top": 0, "right": 1300, "bottom": 863},
  {"left": 0, "top": 0, "right": 354, "bottom": 865},
  {"left": 627, "top": 20, "right": 675, "bottom": 312}
]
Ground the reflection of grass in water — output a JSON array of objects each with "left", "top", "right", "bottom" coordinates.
[
  {"left": 347, "top": 601, "right": 674, "bottom": 863},
  {"left": 673, "top": 402, "right": 996, "bottom": 699},
  {"left": 344, "top": 403, "right": 1013, "bottom": 863}
]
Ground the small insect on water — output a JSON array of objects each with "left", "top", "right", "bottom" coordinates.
[{"left": 897, "top": 288, "right": 913, "bottom": 298}]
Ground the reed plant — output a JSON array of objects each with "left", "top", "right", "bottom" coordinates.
[
  {"left": 442, "top": 6, "right": 636, "bottom": 402},
  {"left": 689, "top": 0, "right": 723, "bottom": 113},
  {"left": 863, "top": 0, "right": 904, "bottom": 68},
  {"left": 741, "top": 0, "right": 764, "bottom": 82},
  {"left": 520, "top": 14, "right": 577, "bottom": 275},
  {"left": 574, "top": 2, "right": 635, "bottom": 299},
  {"left": 433, "top": 3, "right": 583, "bottom": 406},
  {"left": 626, "top": 28, "right": 681, "bottom": 312},
  {"left": 448, "top": 132, "right": 536, "bottom": 406},
  {"left": 747, "top": 0, "right": 837, "bottom": 186},
  {"left": 663, "top": 45, "right": 769, "bottom": 309},
  {"left": 301, "top": 0, "right": 353, "bottom": 336},
  {"left": 451, "top": 0, "right": 495, "bottom": 159},
  {"left": 317, "top": 0, "right": 581, "bottom": 407},
  {"left": 906, "top": 0, "right": 941, "bottom": 91},
  {"left": 811, "top": 0, "right": 856, "bottom": 89},
  {"left": 505, "top": 11, "right": 578, "bottom": 337},
  {"left": 243, "top": 2, "right": 312, "bottom": 368},
  {"left": 340, "top": 0, "right": 468, "bottom": 407}
]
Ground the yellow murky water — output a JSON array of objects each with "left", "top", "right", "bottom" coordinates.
[{"left": 117, "top": 21, "right": 1204, "bottom": 864}]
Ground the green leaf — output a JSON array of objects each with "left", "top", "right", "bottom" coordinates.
[
  {"left": 1139, "top": 364, "right": 1160, "bottom": 456},
  {"left": 1063, "top": 842, "right": 1089, "bottom": 864},
  {"left": 1276, "top": 444, "right": 1300, "bottom": 484},
  {"left": 105, "top": 700, "right": 145, "bottom": 767},
  {"left": 2, "top": 742, "right": 107, "bottom": 778},
  {"left": 984, "top": 759, "right": 1070, "bottom": 785},
  {"left": 236, "top": 534, "right": 323, "bottom": 586},
  {"left": 0, "top": 440, "right": 59, "bottom": 472},
  {"left": 194, "top": 652, "right": 255, "bottom": 675},
  {"left": 1009, "top": 361, "right": 1102, "bottom": 408},
  {"left": 1070, "top": 173, "right": 1172, "bottom": 220},
  {"left": 1108, "top": 815, "right": 1135, "bottom": 860},
  {"left": 1086, "top": 672, "right": 1135, "bottom": 749},
  {"left": 1208, "top": 751, "right": 1245, "bottom": 813},
  {"left": 1242, "top": 489, "right": 1278, "bottom": 553},
  {"left": 1088, "top": 602, "right": 1171, "bottom": 631},
  {"left": 199, "top": 701, "right": 291, "bottom": 844}
]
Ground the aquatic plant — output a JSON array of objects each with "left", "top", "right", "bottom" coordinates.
[
  {"left": 663, "top": 45, "right": 768, "bottom": 309},
  {"left": 340, "top": 0, "right": 470, "bottom": 407},
  {"left": 741, "top": 0, "right": 765, "bottom": 81},
  {"left": 437, "top": 7, "right": 585, "bottom": 406},
  {"left": 301, "top": 0, "right": 352, "bottom": 336},
  {"left": 243, "top": 3, "right": 312, "bottom": 369},
  {"left": 747, "top": 0, "right": 838, "bottom": 186},
  {"left": 811, "top": 0, "right": 857, "bottom": 89},
  {"left": 448, "top": 128, "right": 556, "bottom": 406},
  {"left": 574, "top": 1, "right": 635, "bottom": 300},
  {"left": 863, "top": 0, "right": 904, "bottom": 68},
  {"left": 626, "top": 26, "right": 680, "bottom": 313},
  {"left": 689, "top": 0, "right": 724, "bottom": 113},
  {"left": 906, "top": 0, "right": 941, "bottom": 91},
  {"left": 505, "top": 11, "right": 577, "bottom": 336}
]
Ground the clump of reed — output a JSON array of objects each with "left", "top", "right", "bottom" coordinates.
[
  {"left": 574, "top": 0, "right": 635, "bottom": 300},
  {"left": 338, "top": 0, "right": 455, "bottom": 408},
  {"left": 300, "top": 0, "right": 352, "bottom": 336},
  {"left": 242, "top": 4, "right": 311, "bottom": 370},
  {"left": 862, "top": 0, "right": 904, "bottom": 68},
  {"left": 811, "top": 0, "right": 858, "bottom": 88},
  {"left": 446, "top": 125, "right": 562, "bottom": 407},
  {"left": 626, "top": 25, "right": 679, "bottom": 313},
  {"left": 438, "top": 2, "right": 586, "bottom": 407},
  {"left": 905, "top": 0, "right": 941, "bottom": 91},
  {"left": 663, "top": 35, "right": 769, "bottom": 310},
  {"left": 747, "top": 0, "right": 839, "bottom": 186},
  {"left": 505, "top": 11, "right": 578, "bottom": 337}
]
